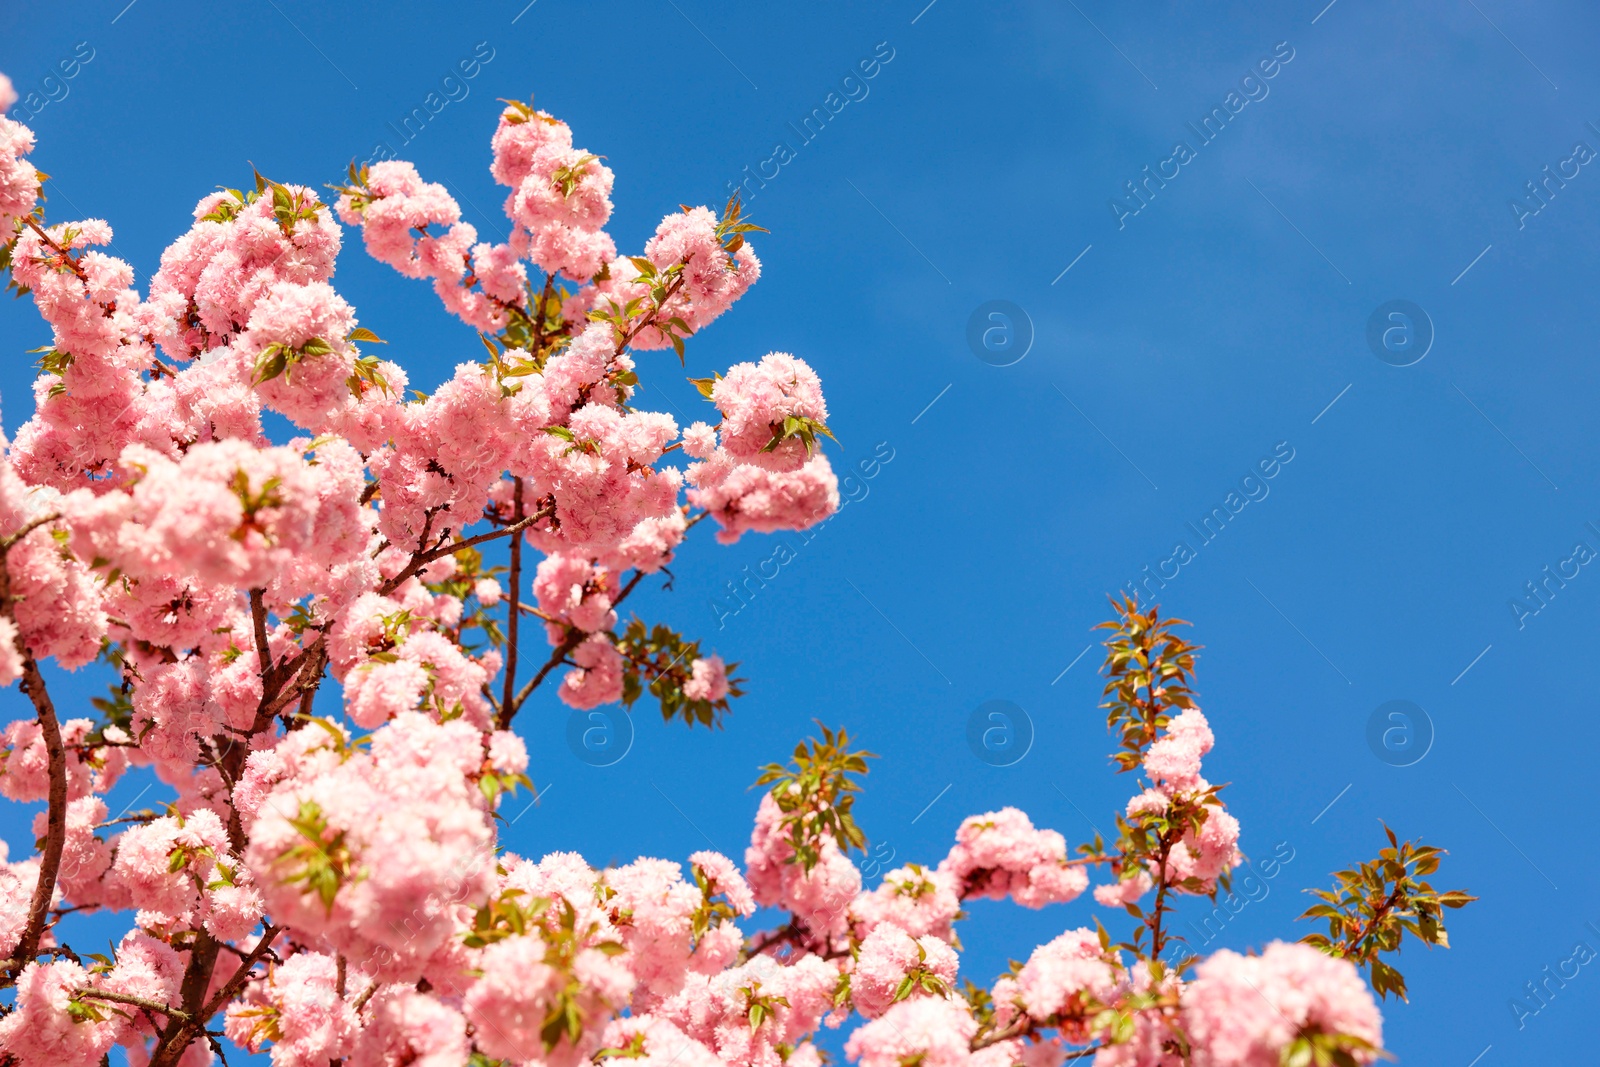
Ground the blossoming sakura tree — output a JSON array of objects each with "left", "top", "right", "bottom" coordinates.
[{"left": 0, "top": 71, "right": 1472, "bottom": 1067}]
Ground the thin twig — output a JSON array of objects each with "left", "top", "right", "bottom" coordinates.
[
  {"left": 351, "top": 980, "right": 379, "bottom": 1014},
  {"left": 0, "top": 512, "right": 60, "bottom": 552},
  {"left": 20, "top": 217, "right": 88, "bottom": 281},
  {"left": 379, "top": 506, "right": 552, "bottom": 596},
  {"left": 73, "top": 989, "right": 189, "bottom": 1020},
  {"left": 501, "top": 568, "right": 648, "bottom": 728}
]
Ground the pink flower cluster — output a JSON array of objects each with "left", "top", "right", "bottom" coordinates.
[
  {"left": 850, "top": 862, "right": 962, "bottom": 942},
  {"left": 679, "top": 353, "right": 840, "bottom": 544},
  {"left": 224, "top": 951, "right": 360, "bottom": 1067},
  {"left": 241, "top": 712, "right": 499, "bottom": 979},
  {"left": 0, "top": 81, "right": 39, "bottom": 239},
  {"left": 846, "top": 998, "right": 1002, "bottom": 1067},
  {"left": 745, "top": 792, "right": 863, "bottom": 939},
  {"left": 850, "top": 923, "right": 959, "bottom": 1018},
  {"left": 1183, "top": 942, "right": 1384, "bottom": 1067},
  {"left": 337, "top": 160, "right": 521, "bottom": 334},
  {"left": 580, "top": 205, "right": 761, "bottom": 349},
  {"left": 492, "top": 107, "right": 617, "bottom": 279},
  {"left": 1014, "top": 928, "right": 1125, "bottom": 1041},
  {"left": 1120, "top": 708, "right": 1242, "bottom": 895},
  {"left": 942, "top": 807, "right": 1090, "bottom": 908},
  {"left": 0, "top": 933, "right": 190, "bottom": 1067}
]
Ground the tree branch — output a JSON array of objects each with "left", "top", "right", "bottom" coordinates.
[
  {"left": 971, "top": 1013, "right": 1034, "bottom": 1051},
  {"left": 73, "top": 989, "right": 189, "bottom": 1020},
  {"left": 1148, "top": 831, "right": 1176, "bottom": 958},
  {"left": 146, "top": 925, "right": 281, "bottom": 1067},
  {"left": 350, "top": 979, "right": 380, "bottom": 1014},
  {"left": 500, "top": 568, "right": 649, "bottom": 728},
  {"left": 3, "top": 655, "right": 67, "bottom": 984},
  {"left": 248, "top": 589, "right": 272, "bottom": 677},
  {"left": 1339, "top": 884, "right": 1406, "bottom": 961},
  {"left": 378, "top": 505, "right": 552, "bottom": 597},
  {"left": 199, "top": 924, "right": 282, "bottom": 1021},
  {"left": 20, "top": 217, "right": 88, "bottom": 282},
  {"left": 0, "top": 512, "right": 60, "bottom": 552},
  {"left": 617, "top": 262, "right": 689, "bottom": 352},
  {"left": 502, "top": 478, "right": 524, "bottom": 714}
]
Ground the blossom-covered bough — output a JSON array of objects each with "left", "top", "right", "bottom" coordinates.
[{"left": 0, "top": 72, "right": 1471, "bottom": 1067}]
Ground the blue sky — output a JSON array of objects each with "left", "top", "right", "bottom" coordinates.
[{"left": 3, "top": 0, "right": 1598, "bottom": 1062}]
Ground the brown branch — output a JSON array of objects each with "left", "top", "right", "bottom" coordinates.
[
  {"left": 530, "top": 272, "right": 558, "bottom": 355},
  {"left": 502, "top": 628, "right": 584, "bottom": 729},
  {"left": 1062, "top": 1045, "right": 1107, "bottom": 1061},
  {"left": 972, "top": 1014, "right": 1034, "bottom": 1051},
  {"left": 971, "top": 1015, "right": 1103, "bottom": 1061},
  {"left": 2, "top": 655, "right": 68, "bottom": 984},
  {"left": 747, "top": 922, "right": 806, "bottom": 956},
  {"left": 248, "top": 589, "right": 272, "bottom": 677},
  {"left": 0, "top": 516, "right": 83, "bottom": 987},
  {"left": 73, "top": 989, "right": 189, "bottom": 1020},
  {"left": 378, "top": 505, "right": 552, "bottom": 597},
  {"left": 1338, "top": 883, "right": 1407, "bottom": 961},
  {"left": 20, "top": 217, "right": 88, "bottom": 281},
  {"left": 146, "top": 925, "right": 282, "bottom": 1067},
  {"left": 515, "top": 602, "right": 559, "bottom": 624},
  {"left": 500, "top": 568, "right": 648, "bottom": 728},
  {"left": 1062, "top": 855, "right": 1117, "bottom": 868},
  {"left": 0, "top": 512, "right": 60, "bottom": 552},
  {"left": 350, "top": 980, "right": 379, "bottom": 1014},
  {"left": 617, "top": 262, "right": 689, "bottom": 352},
  {"left": 1148, "top": 831, "right": 1176, "bottom": 958},
  {"left": 501, "top": 478, "right": 524, "bottom": 713}
]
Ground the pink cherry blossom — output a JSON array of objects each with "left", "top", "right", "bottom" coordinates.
[
  {"left": 849, "top": 924, "right": 959, "bottom": 1018},
  {"left": 683, "top": 655, "right": 728, "bottom": 702},
  {"left": 941, "top": 808, "right": 1088, "bottom": 908},
  {"left": 1183, "top": 942, "right": 1382, "bottom": 1067},
  {"left": 224, "top": 951, "right": 358, "bottom": 1066},
  {"left": 845, "top": 996, "right": 977, "bottom": 1067}
]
